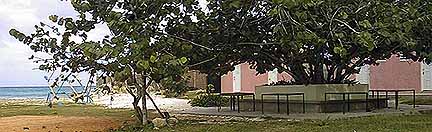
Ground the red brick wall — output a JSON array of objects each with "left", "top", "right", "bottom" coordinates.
[{"left": 370, "top": 55, "right": 422, "bottom": 92}]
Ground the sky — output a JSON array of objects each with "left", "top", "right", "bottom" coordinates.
[
  {"left": 0, "top": 0, "right": 209, "bottom": 87},
  {"left": 0, "top": 0, "right": 106, "bottom": 86}
]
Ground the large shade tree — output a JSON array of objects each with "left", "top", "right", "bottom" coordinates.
[{"left": 178, "top": 0, "right": 432, "bottom": 84}]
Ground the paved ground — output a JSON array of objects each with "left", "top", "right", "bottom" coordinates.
[{"left": 173, "top": 103, "right": 432, "bottom": 120}]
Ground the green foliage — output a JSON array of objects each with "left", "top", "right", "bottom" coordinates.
[
  {"left": 182, "top": 0, "right": 432, "bottom": 85},
  {"left": 7, "top": 0, "right": 432, "bottom": 123},
  {"left": 8, "top": 0, "right": 432, "bottom": 86},
  {"left": 9, "top": 0, "right": 207, "bottom": 124},
  {"left": 189, "top": 94, "right": 228, "bottom": 107},
  {"left": 160, "top": 77, "right": 190, "bottom": 98},
  {"left": 8, "top": 0, "right": 205, "bottom": 86},
  {"left": 189, "top": 84, "right": 228, "bottom": 107}
]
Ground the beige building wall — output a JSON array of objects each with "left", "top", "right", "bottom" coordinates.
[{"left": 186, "top": 70, "right": 208, "bottom": 90}]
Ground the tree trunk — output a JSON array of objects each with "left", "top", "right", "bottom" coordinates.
[
  {"left": 141, "top": 77, "right": 148, "bottom": 125},
  {"left": 125, "top": 82, "right": 144, "bottom": 124},
  {"left": 126, "top": 72, "right": 164, "bottom": 125},
  {"left": 133, "top": 96, "right": 143, "bottom": 123},
  {"left": 145, "top": 91, "right": 166, "bottom": 118},
  {"left": 292, "top": 63, "right": 309, "bottom": 84},
  {"left": 312, "top": 63, "right": 325, "bottom": 83}
]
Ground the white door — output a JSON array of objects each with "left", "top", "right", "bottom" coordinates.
[
  {"left": 233, "top": 65, "right": 242, "bottom": 92},
  {"left": 422, "top": 63, "right": 432, "bottom": 90},
  {"left": 357, "top": 65, "right": 370, "bottom": 85}
]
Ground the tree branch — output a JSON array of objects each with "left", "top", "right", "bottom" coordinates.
[
  {"left": 189, "top": 55, "right": 218, "bottom": 67},
  {"left": 335, "top": 19, "right": 360, "bottom": 34},
  {"left": 237, "top": 42, "right": 278, "bottom": 46},
  {"left": 159, "top": 32, "right": 214, "bottom": 51}
]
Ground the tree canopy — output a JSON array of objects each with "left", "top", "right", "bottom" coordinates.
[
  {"left": 183, "top": 0, "right": 432, "bottom": 84},
  {"left": 9, "top": 0, "right": 432, "bottom": 125},
  {"left": 9, "top": 0, "right": 207, "bottom": 124}
]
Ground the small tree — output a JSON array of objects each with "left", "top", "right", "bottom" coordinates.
[{"left": 9, "top": 0, "right": 209, "bottom": 125}]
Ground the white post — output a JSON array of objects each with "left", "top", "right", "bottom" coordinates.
[
  {"left": 268, "top": 68, "right": 278, "bottom": 84},
  {"left": 233, "top": 64, "right": 242, "bottom": 92},
  {"left": 421, "top": 63, "right": 432, "bottom": 91},
  {"left": 358, "top": 65, "right": 370, "bottom": 85}
]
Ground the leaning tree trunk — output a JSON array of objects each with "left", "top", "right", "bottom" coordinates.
[
  {"left": 132, "top": 94, "right": 144, "bottom": 123},
  {"left": 125, "top": 75, "right": 146, "bottom": 125},
  {"left": 126, "top": 72, "right": 167, "bottom": 125},
  {"left": 141, "top": 76, "right": 148, "bottom": 125},
  {"left": 125, "top": 81, "right": 144, "bottom": 124}
]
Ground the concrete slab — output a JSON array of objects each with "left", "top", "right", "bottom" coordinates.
[{"left": 171, "top": 104, "right": 432, "bottom": 120}]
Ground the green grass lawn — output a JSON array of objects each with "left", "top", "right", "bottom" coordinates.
[
  {"left": 0, "top": 103, "right": 135, "bottom": 121},
  {"left": 400, "top": 95, "right": 432, "bottom": 105},
  {"left": 2, "top": 102, "right": 432, "bottom": 132},
  {"left": 122, "top": 113, "right": 432, "bottom": 132}
]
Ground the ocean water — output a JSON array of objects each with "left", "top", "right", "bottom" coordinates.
[{"left": 0, "top": 86, "right": 87, "bottom": 99}]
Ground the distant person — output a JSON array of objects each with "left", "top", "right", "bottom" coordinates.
[{"left": 109, "top": 94, "right": 114, "bottom": 106}]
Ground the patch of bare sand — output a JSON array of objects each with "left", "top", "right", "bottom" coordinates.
[{"left": 0, "top": 116, "right": 121, "bottom": 132}]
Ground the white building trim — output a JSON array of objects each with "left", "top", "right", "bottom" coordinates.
[{"left": 233, "top": 65, "right": 242, "bottom": 92}]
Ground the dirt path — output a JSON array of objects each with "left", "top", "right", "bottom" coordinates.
[{"left": 0, "top": 116, "right": 121, "bottom": 132}]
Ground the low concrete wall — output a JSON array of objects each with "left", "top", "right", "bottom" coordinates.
[
  {"left": 237, "top": 98, "right": 386, "bottom": 113},
  {"left": 255, "top": 84, "right": 369, "bottom": 101}
]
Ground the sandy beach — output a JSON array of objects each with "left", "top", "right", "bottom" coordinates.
[
  {"left": 0, "top": 98, "right": 46, "bottom": 106},
  {"left": 93, "top": 93, "right": 192, "bottom": 111},
  {"left": 0, "top": 93, "right": 193, "bottom": 112}
]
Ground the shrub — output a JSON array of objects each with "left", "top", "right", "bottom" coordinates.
[
  {"left": 159, "top": 77, "right": 190, "bottom": 98},
  {"left": 189, "top": 84, "right": 228, "bottom": 107},
  {"left": 189, "top": 94, "right": 228, "bottom": 107}
]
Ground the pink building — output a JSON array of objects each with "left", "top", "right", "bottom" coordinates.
[
  {"left": 221, "top": 55, "right": 432, "bottom": 93},
  {"left": 368, "top": 55, "right": 432, "bottom": 92},
  {"left": 221, "top": 63, "right": 292, "bottom": 93}
]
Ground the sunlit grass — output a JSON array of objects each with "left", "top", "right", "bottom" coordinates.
[
  {"left": 0, "top": 102, "right": 135, "bottom": 121},
  {"left": 2, "top": 101, "right": 432, "bottom": 132},
  {"left": 118, "top": 113, "right": 432, "bottom": 132}
]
